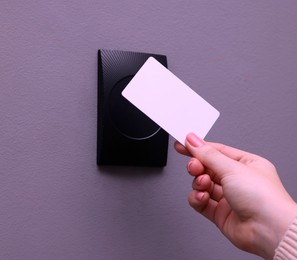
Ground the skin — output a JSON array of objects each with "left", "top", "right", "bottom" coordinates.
[{"left": 175, "top": 133, "right": 297, "bottom": 259}]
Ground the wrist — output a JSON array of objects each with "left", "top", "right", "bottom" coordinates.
[{"left": 255, "top": 201, "right": 297, "bottom": 259}]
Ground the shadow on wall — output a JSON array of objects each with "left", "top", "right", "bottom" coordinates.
[{"left": 98, "top": 165, "right": 165, "bottom": 179}]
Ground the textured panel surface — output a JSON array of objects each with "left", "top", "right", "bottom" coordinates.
[{"left": 97, "top": 49, "right": 169, "bottom": 166}]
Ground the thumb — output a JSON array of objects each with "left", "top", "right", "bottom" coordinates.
[{"left": 185, "top": 133, "right": 242, "bottom": 179}]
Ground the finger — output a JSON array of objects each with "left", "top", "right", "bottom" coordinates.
[
  {"left": 192, "top": 174, "right": 211, "bottom": 190},
  {"left": 187, "top": 158, "right": 205, "bottom": 176},
  {"left": 188, "top": 190, "right": 210, "bottom": 211},
  {"left": 174, "top": 141, "right": 191, "bottom": 156},
  {"left": 189, "top": 158, "right": 222, "bottom": 185},
  {"left": 209, "top": 182, "right": 223, "bottom": 202},
  {"left": 186, "top": 133, "right": 244, "bottom": 179},
  {"left": 192, "top": 175, "right": 224, "bottom": 202},
  {"left": 188, "top": 190, "right": 217, "bottom": 223},
  {"left": 207, "top": 142, "right": 255, "bottom": 162},
  {"left": 203, "top": 168, "right": 222, "bottom": 185}
]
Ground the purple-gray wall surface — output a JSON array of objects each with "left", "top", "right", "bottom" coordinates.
[{"left": 1, "top": 1, "right": 297, "bottom": 259}]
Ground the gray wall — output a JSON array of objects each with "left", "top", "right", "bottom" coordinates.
[{"left": 1, "top": 1, "right": 297, "bottom": 259}]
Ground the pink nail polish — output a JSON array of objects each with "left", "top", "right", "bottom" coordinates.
[
  {"left": 186, "top": 133, "right": 205, "bottom": 147},
  {"left": 187, "top": 159, "right": 193, "bottom": 173},
  {"left": 197, "top": 175, "right": 204, "bottom": 186},
  {"left": 196, "top": 192, "right": 205, "bottom": 201}
]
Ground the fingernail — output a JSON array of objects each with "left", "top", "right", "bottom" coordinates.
[
  {"left": 187, "top": 159, "right": 194, "bottom": 173},
  {"left": 186, "top": 133, "right": 205, "bottom": 147},
  {"left": 197, "top": 175, "right": 204, "bottom": 186},
  {"left": 196, "top": 192, "right": 205, "bottom": 201}
]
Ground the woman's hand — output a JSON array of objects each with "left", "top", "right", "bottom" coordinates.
[{"left": 175, "top": 133, "right": 297, "bottom": 259}]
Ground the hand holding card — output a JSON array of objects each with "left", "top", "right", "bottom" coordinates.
[{"left": 122, "top": 57, "right": 220, "bottom": 145}]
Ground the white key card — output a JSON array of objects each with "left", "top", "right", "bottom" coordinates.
[{"left": 122, "top": 57, "right": 220, "bottom": 145}]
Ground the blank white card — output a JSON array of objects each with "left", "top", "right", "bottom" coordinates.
[{"left": 122, "top": 57, "right": 220, "bottom": 145}]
